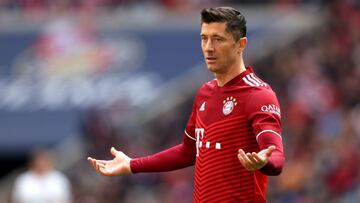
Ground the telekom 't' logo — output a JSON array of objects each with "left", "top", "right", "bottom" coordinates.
[
  {"left": 195, "top": 128, "right": 204, "bottom": 157},
  {"left": 195, "top": 128, "right": 221, "bottom": 157}
]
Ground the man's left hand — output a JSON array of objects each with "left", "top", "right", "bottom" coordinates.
[{"left": 237, "top": 146, "right": 275, "bottom": 171}]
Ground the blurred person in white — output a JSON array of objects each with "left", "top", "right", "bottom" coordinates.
[{"left": 12, "top": 148, "right": 72, "bottom": 203}]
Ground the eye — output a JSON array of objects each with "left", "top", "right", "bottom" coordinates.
[{"left": 214, "top": 37, "right": 224, "bottom": 42}]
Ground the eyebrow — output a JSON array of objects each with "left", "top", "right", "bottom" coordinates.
[{"left": 200, "top": 33, "right": 225, "bottom": 38}]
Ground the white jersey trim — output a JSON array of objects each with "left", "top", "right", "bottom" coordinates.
[
  {"left": 246, "top": 75, "right": 260, "bottom": 86},
  {"left": 185, "top": 130, "right": 196, "bottom": 141},
  {"left": 250, "top": 73, "right": 263, "bottom": 85},
  {"left": 256, "top": 130, "right": 282, "bottom": 141},
  {"left": 243, "top": 77, "right": 255, "bottom": 86},
  {"left": 242, "top": 73, "right": 268, "bottom": 87}
]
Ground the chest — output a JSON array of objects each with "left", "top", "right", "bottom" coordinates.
[{"left": 195, "top": 89, "right": 248, "bottom": 127}]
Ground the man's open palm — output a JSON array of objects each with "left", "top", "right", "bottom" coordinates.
[
  {"left": 87, "top": 147, "right": 132, "bottom": 176},
  {"left": 237, "top": 146, "right": 275, "bottom": 171}
]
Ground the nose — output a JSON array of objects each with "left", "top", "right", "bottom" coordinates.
[{"left": 204, "top": 39, "right": 214, "bottom": 52}]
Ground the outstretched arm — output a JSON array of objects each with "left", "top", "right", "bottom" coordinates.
[
  {"left": 88, "top": 133, "right": 196, "bottom": 175},
  {"left": 131, "top": 136, "right": 196, "bottom": 173},
  {"left": 89, "top": 100, "right": 198, "bottom": 176}
]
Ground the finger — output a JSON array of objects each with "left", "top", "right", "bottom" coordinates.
[
  {"left": 98, "top": 167, "right": 107, "bottom": 175},
  {"left": 88, "top": 158, "right": 105, "bottom": 171},
  {"left": 92, "top": 160, "right": 104, "bottom": 169},
  {"left": 252, "top": 152, "right": 265, "bottom": 163},
  {"left": 96, "top": 162, "right": 106, "bottom": 168},
  {"left": 238, "top": 149, "right": 246, "bottom": 156},
  {"left": 246, "top": 152, "right": 258, "bottom": 164},
  {"left": 87, "top": 157, "right": 94, "bottom": 164},
  {"left": 95, "top": 162, "right": 107, "bottom": 173},
  {"left": 87, "top": 157, "right": 93, "bottom": 165},
  {"left": 99, "top": 167, "right": 111, "bottom": 176},
  {"left": 243, "top": 152, "right": 255, "bottom": 164},
  {"left": 238, "top": 150, "right": 254, "bottom": 170},
  {"left": 237, "top": 150, "right": 247, "bottom": 167},
  {"left": 238, "top": 149, "right": 248, "bottom": 163},
  {"left": 268, "top": 145, "right": 276, "bottom": 150},
  {"left": 238, "top": 154, "right": 251, "bottom": 170},
  {"left": 92, "top": 161, "right": 98, "bottom": 169},
  {"left": 244, "top": 153, "right": 257, "bottom": 170},
  {"left": 111, "top": 147, "right": 120, "bottom": 157},
  {"left": 97, "top": 163, "right": 106, "bottom": 172},
  {"left": 99, "top": 166, "right": 115, "bottom": 176},
  {"left": 88, "top": 158, "right": 97, "bottom": 168},
  {"left": 265, "top": 146, "right": 275, "bottom": 157},
  {"left": 237, "top": 153, "right": 246, "bottom": 166},
  {"left": 252, "top": 152, "right": 268, "bottom": 169},
  {"left": 95, "top": 160, "right": 110, "bottom": 165}
]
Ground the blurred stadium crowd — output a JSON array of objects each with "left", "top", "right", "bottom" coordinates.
[
  {"left": 1, "top": 0, "right": 360, "bottom": 203},
  {"left": 255, "top": 1, "right": 360, "bottom": 202},
  {"left": 74, "top": 1, "right": 360, "bottom": 203},
  {"left": 0, "top": 0, "right": 327, "bottom": 11}
]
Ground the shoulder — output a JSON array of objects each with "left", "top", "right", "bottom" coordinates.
[
  {"left": 243, "top": 70, "right": 278, "bottom": 101},
  {"left": 199, "top": 79, "right": 217, "bottom": 91},
  {"left": 49, "top": 171, "right": 69, "bottom": 181},
  {"left": 45, "top": 171, "right": 72, "bottom": 189},
  {"left": 194, "top": 79, "right": 217, "bottom": 98},
  {"left": 14, "top": 172, "right": 33, "bottom": 183},
  {"left": 13, "top": 172, "right": 36, "bottom": 190},
  {"left": 247, "top": 85, "right": 280, "bottom": 107},
  {"left": 248, "top": 85, "right": 278, "bottom": 101},
  {"left": 245, "top": 85, "right": 281, "bottom": 117}
]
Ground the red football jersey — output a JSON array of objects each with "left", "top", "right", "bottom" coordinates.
[{"left": 184, "top": 67, "right": 282, "bottom": 203}]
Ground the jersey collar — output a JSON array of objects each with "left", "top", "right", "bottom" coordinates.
[{"left": 218, "top": 67, "right": 254, "bottom": 87}]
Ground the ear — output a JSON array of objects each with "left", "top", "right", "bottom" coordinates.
[{"left": 237, "top": 37, "right": 247, "bottom": 53}]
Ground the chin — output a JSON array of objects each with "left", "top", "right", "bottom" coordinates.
[
  {"left": 206, "top": 64, "right": 217, "bottom": 72},
  {"left": 207, "top": 65, "right": 221, "bottom": 74}
]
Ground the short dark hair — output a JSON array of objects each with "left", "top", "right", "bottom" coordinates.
[{"left": 201, "top": 7, "right": 247, "bottom": 41}]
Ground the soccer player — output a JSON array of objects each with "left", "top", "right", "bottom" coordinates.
[{"left": 88, "top": 7, "right": 284, "bottom": 203}]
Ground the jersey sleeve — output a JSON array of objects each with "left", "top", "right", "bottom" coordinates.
[
  {"left": 130, "top": 101, "right": 197, "bottom": 173},
  {"left": 184, "top": 102, "right": 197, "bottom": 143},
  {"left": 245, "top": 89, "right": 282, "bottom": 140},
  {"left": 245, "top": 88, "right": 284, "bottom": 176}
]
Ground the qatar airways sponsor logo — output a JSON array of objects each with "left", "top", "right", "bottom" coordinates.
[{"left": 261, "top": 104, "right": 281, "bottom": 117}]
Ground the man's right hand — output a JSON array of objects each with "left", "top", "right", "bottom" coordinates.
[{"left": 87, "top": 147, "right": 132, "bottom": 176}]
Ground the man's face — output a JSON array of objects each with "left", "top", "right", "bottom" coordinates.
[
  {"left": 32, "top": 152, "right": 54, "bottom": 175},
  {"left": 201, "top": 22, "right": 240, "bottom": 74}
]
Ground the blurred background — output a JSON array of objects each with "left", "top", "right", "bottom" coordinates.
[{"left": 0, "top": 0, "right": 359, "bottom": 202}]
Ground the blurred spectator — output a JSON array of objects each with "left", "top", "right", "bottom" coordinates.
[{"left": 12, "top": 149, "right": 72, "bottom": 203}]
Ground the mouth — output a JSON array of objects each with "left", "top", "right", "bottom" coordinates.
[{"left": 206, "top": 57, "right": 217, "bottom": 64}]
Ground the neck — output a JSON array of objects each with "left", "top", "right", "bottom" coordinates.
[{"left": 215, "top": 61, "right": 246, "bottom": 87}]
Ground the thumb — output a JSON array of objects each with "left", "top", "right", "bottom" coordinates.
[
  {"left": 265, "top": 146, "right": 276, "bottom": 157},
  {"left": 110, "top": 147, "right": 120, "bottom": 157}
]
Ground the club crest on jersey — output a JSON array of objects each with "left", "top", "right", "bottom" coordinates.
[{"left": 223, "top": 96, "right": 237, "bottom": 115}]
